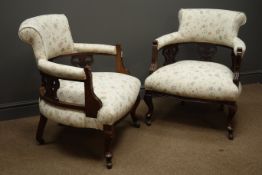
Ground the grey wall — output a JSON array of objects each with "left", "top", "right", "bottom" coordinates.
[{"left": 0, "top": 0, "right": 261, "bottom": 118}]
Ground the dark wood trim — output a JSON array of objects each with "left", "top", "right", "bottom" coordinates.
[
  {"left": 232, "top": 48, "right": 243, "bottom": 87},
  {"left": 227, "top": 103, "right": 237, "bottom": 140},
  {"left": 130, "top": 95, "right": 141, "bottom": 128},
  {"left": 84, "top": 66, "right": 102, "bottom": 118},
  {"left": 115, "top": 44, "right": 129, "bottom": 74},
  {"left": 36, "top": 114, "right": 47, "bottom": 145},
  {"left": 49, "top": 52, "right": 116, "bottom": 62},
  {"left": 103, "top": 125, "right": 114, "bottom": 169},
  {"left": 144, "top": 91, "right": 154, "bottom": 126},
  {"left": 149, "top": 40, "right": 159, "bottom": 74}
]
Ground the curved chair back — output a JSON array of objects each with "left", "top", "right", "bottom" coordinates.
[{"left": 18, "top": 14, "right": 74, "bottom": 60}]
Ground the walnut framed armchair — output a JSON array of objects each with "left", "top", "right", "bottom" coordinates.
[
  {"left": 144, "top": 9, "right": 246, "bottom": 140},
  {"left": 18, "top": 14, "right": 141, "bottom": 169}
]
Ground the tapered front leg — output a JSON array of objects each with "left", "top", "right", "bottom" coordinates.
[
  {"left": 130, "top": 95, "right": 141, "bottom": 128},
  {"left": 144, "top": 91, "right": 154, "bottom": 126},
  {"left": 36, "top": 114, "right": 48, "bottom": 145},
  {"left": 227, "top": 103, "right": 237, "bottom": 140},
  {"left": 103, "top": 125, "right": 114, "bottom": 169}
]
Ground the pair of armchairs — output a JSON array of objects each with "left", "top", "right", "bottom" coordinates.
[{"left": 18, "top": 9, "right": 246, "bottom": 169}]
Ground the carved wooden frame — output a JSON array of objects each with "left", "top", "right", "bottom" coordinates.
[
  {"left": 36, "top": 44, "right": 140, "bottom": 169},
  {"left": 144, "top": 40, "right": 243, "bottom": 140}
]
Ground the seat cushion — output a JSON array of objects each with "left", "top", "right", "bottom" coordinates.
[
  {"left": 145, "top": 60, "right": 241, "bottom": 101},
  {"left": 39, "top": 72, "right": 141, "bottom": 130}
]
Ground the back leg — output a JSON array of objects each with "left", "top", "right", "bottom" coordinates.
[
  {"left": 36, "top": 114, "right": 48, "bottom": 145},
  {"left": 130, "top": 95, "right": 141, "bottom": 128},
  {"left": 144, "top": 91, "right": 154, "bottom": 126}
]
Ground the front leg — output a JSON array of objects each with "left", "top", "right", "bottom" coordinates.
[
  {"left": 227, "top": 103, "right": 237, "bottom": 140},
  {"left": 103, "top": 125, "right": 114, "bottom": 169},
  {"left": 144, "top": 90, "right": 154, "bottom": 126}
]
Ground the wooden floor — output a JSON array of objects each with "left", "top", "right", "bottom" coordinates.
[{"left": 0, "top": 84, "right": 261, "bottom": 175}]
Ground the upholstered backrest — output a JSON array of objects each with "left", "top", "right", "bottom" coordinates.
[
  {"left": 18, "top": 14, "right": 74, "bottom": 60},
  {"left": 178, "top": 9, "right": 246, "bottom": 46}
]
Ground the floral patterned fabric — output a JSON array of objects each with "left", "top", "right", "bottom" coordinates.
[
  {"left": 19, "top": 14, "right": 141, "bottom": 130},
  {"left": 145, "top": 60, "right": 241, "bottom": 101},
  {"left": 156, "top": 9, "right": 246, "bottom": 56},
  {"left": 19, "top": 14, "right": 74, "bottom": 59},
  {"left": 38, "top": 59, "right": 86, "bottom": 81},
  {"left": 73, "top": 43, "right": 117, "bottom": 55},
  {"left": 39, "top": 72, "right": 141, "bottom": 130}
]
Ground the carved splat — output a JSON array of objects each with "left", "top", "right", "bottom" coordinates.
[
  {"left": 162, "top": 44, "right": 178, "bottom": 65},
  {"left": 197, "top": 43, "right": 217, "bottom": 61},
  {"left": 71, "top": 54, "right": 94, "bottom": 68},
  {"left": 41, "top": 73, "right": 60, "bottom": 100}
]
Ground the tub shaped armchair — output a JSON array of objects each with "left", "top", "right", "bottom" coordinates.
[
  {"left": 18, "top": 14, "right": 141, "bottom": 169},
  {"left": 144, "top": 9, "right": 246, "bottom": 140}
]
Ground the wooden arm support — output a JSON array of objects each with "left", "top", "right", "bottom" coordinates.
[
  {"left": 115, "top": 44, "right": 129, "bottom": 74},
  {"left": 149, "top": 40, "right": 159, "bottom": 74},
  {"left": 232, "top": 47, "right": 243, "bottom": 87},
  {"left": 84, "top": 66, "right": 102, "bottom": 117}
]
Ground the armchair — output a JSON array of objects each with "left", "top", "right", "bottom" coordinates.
[
  {"left": 18, "top": 14, "right": 141, "bottom": 169},
  {"left": 144, "top": 9, "right": 246, "bottom": 140}
]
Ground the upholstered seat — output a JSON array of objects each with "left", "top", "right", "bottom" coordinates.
[
  {"left": 145, "top": 60, "right": 241, "bottom": 101},
  {"left": 40, "top": 72, "right": 141, "bottom": 129},
  {"left": 143, "top": 9, "right": 247, "bottom": 139}
]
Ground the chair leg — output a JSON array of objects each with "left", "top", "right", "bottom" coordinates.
[
  {"left": 227, "top": 103, "right": 237, "bottom": 140},
  {"left": 144, "top": 91, "right": 154, "bottom": 126},
  {"left": 36, "top": 114, "right": 47, "bottom": 145},
  {"left": 130, "top": 95, "right": 141, "bottom": 128},
  {"left": 103, "top": 125, "right": 114, "bottom": 169}
]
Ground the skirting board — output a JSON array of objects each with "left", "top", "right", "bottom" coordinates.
[
  {"left": 0, "top": 100, "right": 39, "bottom": 121},
  {"left": 0, "top": 70, "right": 261, "bottom": 121}
]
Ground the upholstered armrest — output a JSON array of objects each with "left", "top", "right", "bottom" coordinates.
[
  {"left": 73, "top": 43, "right": 117, "bottom": 55},
  {"left": 233, "top": 37, "right": 246, "bottom": 57},
  {"left": 155, "top": 32, "right": 184, "bottom": 50},
  {"left": 38, "top": 59, "right": 86, "bottom": 81}
]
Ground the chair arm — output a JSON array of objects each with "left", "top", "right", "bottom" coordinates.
[
  {"left": 73, "top": 43, "right": 117, "bottom": 55},
  {"left": 155, "top": 32, "right": 184, "bottom": 50},
  {"left": 73, "top": 43, "right": 128, "bottom": 74},
  {"left": 38, "top": 59, "right": 86, "bottom": 81},
  {"left": 38, "top": 59, "right": 102, "bottom": 118},
  {"left": 233, "top": 37, "right": 246, "bottom": 57}
]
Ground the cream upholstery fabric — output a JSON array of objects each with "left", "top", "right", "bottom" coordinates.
[
  {"left": 156, "top": 9, "right": 246, "bottom": 56},
  {"left": 19, "top": 14, "right": 74, "bottom": 59},
  {"left": 145, "top": 60, "right": 241, "bottom": 101},
  {"left": 18, "top": 14, "right": 118, "bottom": 60},
  {"left": 39, "top": 72, "right": 141, "bottom": 130},
  {"left": 73, "top": 43, "right": 117, "bottom": 55},
  {"left": 38, "top": 59, "right": 86, "bottom": 80}
]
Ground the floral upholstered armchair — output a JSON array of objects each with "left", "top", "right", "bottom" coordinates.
[
  {"left": 144, "top": 9, "right": 246, "bottom": 140},
  {"left": 18, "top": 14, "right": 141, "bottom": 169}
]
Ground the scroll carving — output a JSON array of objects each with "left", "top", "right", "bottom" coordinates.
[
  {"left": 162, "top": 44, "right": 178, "bottom": 65},
  {"left": 40, "top": 73, "right": 60, "bottom": 100},
  {"left": 197, "top": 43, "right": 217, "bottom": 61},
  {"left": 71, "top": 54, "right": 94, "bottom": 68}
]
